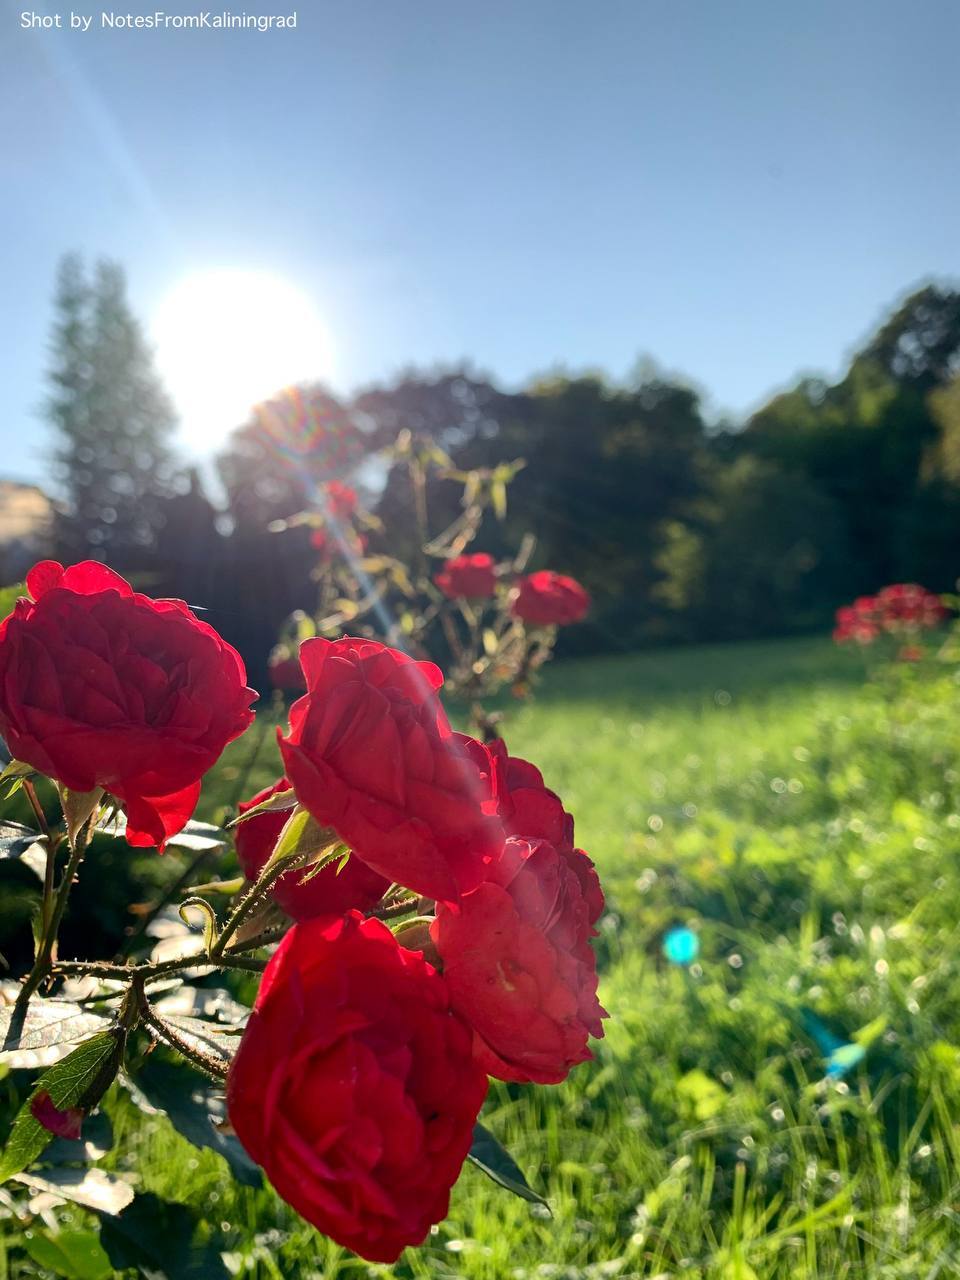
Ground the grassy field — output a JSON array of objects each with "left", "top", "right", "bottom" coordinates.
[{"left": 9, "top": 634, "right": 960, "bottom": 1278}]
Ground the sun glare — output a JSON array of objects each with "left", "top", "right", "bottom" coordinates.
[{"left": 151, "top": 268, "right": 334, "bottom": 450}]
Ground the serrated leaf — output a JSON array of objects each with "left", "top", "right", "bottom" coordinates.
[
  {"left": 133, "top": 1055, "right": 260, "bottom": 1187},
  {"left": 23, "top": 1228, "right": 113, "bottom": 1280},
  {"left": 16, "top": 1166, "right": 134, "bottom": 1215},
  {"left": 467, "top": 1122, "right": 549, "bottom": 1209},
  {"left": 99, "top": 1192, "right": 231, "bottom": 1278},
  {"left": 0, "top": 999, "right": 111, "bottom": 1066},
  {"left": 0, "top": 1029, "right": 124, "bottom": 1182}
]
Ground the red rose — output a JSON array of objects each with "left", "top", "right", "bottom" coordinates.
[
  {"left": 432, "top": 834, "right": 606, "bottom": 1084},
  {"left": 0, "top": 561, "right": 255, "bottom": 849},
  {"left": 278, "top": 638, "right": 502, "bottom": 902},
  {"left": 235, "top": 777, "right": 389, "bottom": 921},
  {"left": 512, "top": 571, "right": 590, "bottom": 626},
  {"left": 268, "top": 654, "right": 306, "bottom": 692},
  {"left": 324, "top": 479, "right": 357, "bottom": 521},
  {"left": 434, "top": 553, "right": 497, "bottom": 600},
  {"left": 227, "top": 912, "right": 487, "bottom": 1263},
  {"left": 466, "top": 736, "right": 604, "bottom": 928}
]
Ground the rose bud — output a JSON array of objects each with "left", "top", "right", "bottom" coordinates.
[
  {"left": 278, "top": 638, "right": 502, "bottom": 902},
  {"left": 227, "top": 912, "right": 487, "bottom": 1263},
  {"left": 234, "top": 777, "right": 389, "bottom": 921},
  {"left": 511, "top": 570, "right": 590, "bottom": 626},
  {"left": 0, "top": 561, "right": 255, "bottom": 849}
]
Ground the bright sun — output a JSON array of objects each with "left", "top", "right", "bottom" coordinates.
[{"left": 151, "top": 268, "right": 334, "bottom": 450}]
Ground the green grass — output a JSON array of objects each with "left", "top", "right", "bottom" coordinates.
[{"left": 9, "top": 635, "right": 960, "bottom": 1278}]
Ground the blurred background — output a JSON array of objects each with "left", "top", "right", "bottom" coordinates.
[{"left": 3, "top": 0, "right": 959, "bottom": 686}]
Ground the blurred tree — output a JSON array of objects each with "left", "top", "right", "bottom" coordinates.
[
  {"left": 653, "top": 456, "right": 855, "bottom": 640},
  {"left": 46, "top": 255, "right": 179, "bottom": 564}
]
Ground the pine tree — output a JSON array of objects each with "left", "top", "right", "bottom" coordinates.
[{"left": 46, "top": 255, "right": 178, "bottom": 563}]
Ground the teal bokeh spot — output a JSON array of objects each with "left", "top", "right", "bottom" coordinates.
[{"left": 663, "top": 926, "right": 699, "bottom": 966}]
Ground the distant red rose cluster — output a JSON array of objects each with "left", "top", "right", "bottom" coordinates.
[
  {"left": 232, "top": 636, "right": 607, "bottom": 1259},
  {"left": 833, "top": 582, "right": 947, "bottom": 653},
  {"left": 433, "top": 554, "right": 591, "bottom": 627}
]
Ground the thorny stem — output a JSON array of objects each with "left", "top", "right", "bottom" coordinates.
[
  {"left": 372, "top": 896, "right": 424, "bottom": 922},
  {"left": 139, "top": 995, "right": 228, "bottom": 1082},
  {"left": 23, "top": 780, "right": 58, "bottom": 938},
  {"left": 52, "top": 952, "right": 269, "bottom": 983},
  {"left": 210, "top": 851, "right": 305, "bottom": 958},
  {"left": 14, "top": 817, "right": 92, "bottom": 1021}
]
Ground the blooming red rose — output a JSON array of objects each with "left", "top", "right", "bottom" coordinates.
[
  {"left": 0, "top": 561, "right": 255, "bottom": 849},
  {"left": 434, "top": 553, "right": 497, "bottom": 600},
  {"left": 432, "top": 834, "right": 606, "bottom": 1084},
  {"left": 481, "top": 737, "right": 604, "bottom": 927},
  {"left": 227, "top": 912, "right": 487, "bottom": 1263},
  {"left": 323, "top": 479, "right": 358, "bottom": 521},
  {"left": 278, "top": 638, "right": 502, "bottom": 902},
  {"left": 235, "top": 777, "right": 389, "bottom": 921},
  {"left": 512, "top": 571, "right": 590, "bottom": 626}
]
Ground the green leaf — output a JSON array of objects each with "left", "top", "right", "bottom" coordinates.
[
  {"left": 0, "top": 758, "right": 36, "bottom": 798},
  {"left": 23, "top": 1229, "right": 113, "bottom": 1280},
  {"left": 467, "top": 1122, "right": 549, "bottom": 1209},
  {"left": 15, "top": 1166, "right": 134, "bottom": 1215},
  {"left": 0, "top": 1029, "right": 124, "bottom": 1182},
  {"left": 225, "top": 787, "right": 296, "bottom": 828},
  {"left": 0, "top": 999, "right": 112, "bottom": 1067},
  {"left": 99, "top": 1193, "right": 231, "bottom": 1278},
  {"left": 0, "top": 583, "right": 24, "bottom": 625},
  {"left": 133, "top": 1055, "right": 261, "bottom": 1187},
  {"left": 262, "top": 806, "right": 338, "bottom": 877}
]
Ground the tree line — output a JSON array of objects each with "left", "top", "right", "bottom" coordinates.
[{"left": 41, "top": 253, "right": 960, "bottom": 681}]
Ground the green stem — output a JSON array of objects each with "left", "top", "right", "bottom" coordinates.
[
  {"left": 139, "top": 998, "right": 228, "bottom": 1082},
  {"left": 210, "top": 851, "right": 303, "bottom": 958},
  {"left": 13, "top": 819, "right": 91, "bottom": 1021}
]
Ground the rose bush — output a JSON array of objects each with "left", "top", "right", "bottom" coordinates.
[
  {"left": 512, "top": 570, "right": 590, "bottom": 627},
  {"left": 0, "top": 560, "right": 255, "bottom": 848},
  {"left": 278, "top": 637, "right": 502, "bottom": 902},
  {"left": 227, "top": 911, "right": 488, "bottom": 1262},
  {"left": 235, "top": 777, "right": 389, "bottom": 920},
  {"left": 0, "top": 566, "right": 606, "bottom": 1265}
]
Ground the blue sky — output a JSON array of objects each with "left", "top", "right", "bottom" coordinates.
[{"left": 2, "top": 0, "right": 958, "bottom": 484}]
